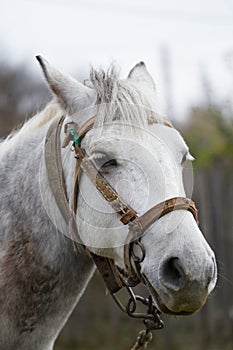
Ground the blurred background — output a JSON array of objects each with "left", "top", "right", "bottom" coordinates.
[{"left": 0, "top": 0, "right": 232, "bottom": 349}]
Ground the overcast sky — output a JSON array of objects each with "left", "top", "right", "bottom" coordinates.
[{"left": 0, "top": 0, "right": 232, "bottom": 120}]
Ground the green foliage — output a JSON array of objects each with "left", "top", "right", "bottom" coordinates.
[{"left": 182, "top": 105, "right": 233, "bottom": 169}]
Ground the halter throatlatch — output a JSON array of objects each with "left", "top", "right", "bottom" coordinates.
[{"left": 44, "top": 115, "right": 199, "bottom": 349}]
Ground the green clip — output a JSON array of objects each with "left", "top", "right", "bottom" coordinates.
[{"left": 68, "top": 129, "right": 81, "bottom": 146}]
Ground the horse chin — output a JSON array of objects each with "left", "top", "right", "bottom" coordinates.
[
  {"left": 149, "top": 286, "right": 193, "bottom": 316},
  {"left": 143, "top": 274, "right": 194, "bottom": 316}
]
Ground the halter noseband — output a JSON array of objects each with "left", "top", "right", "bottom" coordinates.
[{"left": 44, "top": 115, "right": 198, "bottom": 342}]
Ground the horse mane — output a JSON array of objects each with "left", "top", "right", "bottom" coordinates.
[{"left": 0, "top": 102, "right": 61, "bottom": 153}]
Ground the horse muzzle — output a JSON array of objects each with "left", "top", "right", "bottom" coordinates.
[{"left": 144, "top": 253, "right": 217, "bottom": 315}]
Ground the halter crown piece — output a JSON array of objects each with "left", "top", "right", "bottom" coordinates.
[{"left": 44, "top": 115, "right": 198, "bottom": 349}]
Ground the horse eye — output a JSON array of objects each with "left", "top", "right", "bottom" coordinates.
[
  {"left": 181, "top": 153, "right": 187, "bottom": 165},
  {"left": 181, "top": 151, "right": 194, "bottom": 165},
  {"left": 102, "top": 159, "right": 118, "bottom": 168}
]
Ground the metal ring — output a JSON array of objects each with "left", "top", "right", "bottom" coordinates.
[
  {"left": 131, "top": 241, "right": 146, "bottom": 263},
  {"left": 126, "top": 296, "right": 137, "bottom": 315}
]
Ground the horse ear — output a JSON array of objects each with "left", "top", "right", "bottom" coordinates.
[
  {"left": 127, "top": 62, "right": 156, "bottom": 91},
  {"left": 36, "top": 55, "right": 96, "bottom": 113}
]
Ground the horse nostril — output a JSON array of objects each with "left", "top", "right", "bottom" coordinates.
[
  {"left": 206, "top": 256, "right": 216, "bottom": 289},
  {"left": 160, "top": 257, "right": 185, "bottom": 291}
]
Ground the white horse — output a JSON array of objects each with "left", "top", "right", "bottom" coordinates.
[{"left": 0, "top": 57, "right": 217, "bottom": 350}]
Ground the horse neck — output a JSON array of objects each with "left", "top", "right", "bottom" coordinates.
[
  {"left": 0, "top": 119, "right": 95, "bottom": 308},
  {"left": 0, "top": 120, "right": 94, "bottom": 348}
]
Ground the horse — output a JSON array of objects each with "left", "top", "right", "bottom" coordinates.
[{"left": 0, "top": 57, "right": 217, "bottom": 350}]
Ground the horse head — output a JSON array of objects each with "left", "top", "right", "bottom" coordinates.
[{"left": 37, "top": 56, "right": 217, "bottom": 317}]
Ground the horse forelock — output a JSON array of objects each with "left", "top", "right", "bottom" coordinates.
[{"left": 89, "top": 65, "right": 165, "bottom": 130}]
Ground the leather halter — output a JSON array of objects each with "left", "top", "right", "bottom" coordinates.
[{"left": 44, "top": 114, "right": 198, "bottom": 318}]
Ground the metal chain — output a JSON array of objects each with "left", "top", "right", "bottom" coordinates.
[{"left": 131, "top": 329, "right": 153, "bottom": 350}]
